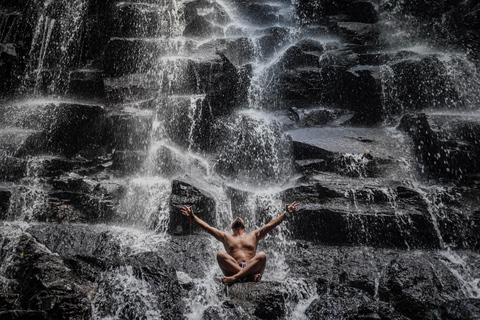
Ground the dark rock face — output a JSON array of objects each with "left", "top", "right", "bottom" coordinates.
[
  {"left": 16, "top": 224, "right": 186, "bottom": 320},
  {"left": 0, "top": 186, "right": 11, "bottom": 218},
  {"left": 398, "top": 113, "right": 480, "bottom": 182},
  {"left": 1, "top": 0, "right": 480, "bottom": 319},
  {"left": 1, "top": 233, "right": 93, "bottom": 320},
  {"left": 169, "top": 179, "right": 217, "bottom": 235},
  {"left": 379, "top": 254, "right": 462, "bottom": 319}
]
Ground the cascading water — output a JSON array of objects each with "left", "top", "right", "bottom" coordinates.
[{"left": 1, "top": 0, "right": 480, "bottom": 319}]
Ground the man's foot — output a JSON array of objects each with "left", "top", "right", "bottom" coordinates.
[
  {"left": 254, "top": 274, "right": 262, "bottom": 282},
  {"left": 221, "top": 276, "right": 237, "bottom": 286}
]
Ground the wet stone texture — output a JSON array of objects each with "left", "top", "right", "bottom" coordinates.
[{"left": 1, "top": 0, "right": 480, "bottom": 319}]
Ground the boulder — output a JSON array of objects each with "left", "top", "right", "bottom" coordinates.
[
  {"left": 184, "top": 0, "right": 230, "bottom": 26},
  {"left": 336, "top": 22, "right": 380, "bottom": 48},
  {"left": 388, "top": 56, "right": 460, "bottom": 112},
  {"left": 183, "top": 16, "right": 223, "bottom": 38},
  {"left": 26, "top": 225, "right": 186, "bottom": 319},
  {"left": 255, "top": 27, "right": 291, "bottom": 60},
  {"left": 276, "top": 40, "right": 324, "bottom": 70},
  {"left": 398, "top": 113, "right": 480, "bottom": 182},
  {"left": 425, "top": 299, "right": 480, "bottom": 320},
  {"left": 2, "top": 233, "right": 93, "bottom": 319},
  {"left": 242, "top": 3, "right": 280, "bottom": 26},
  {"left": 168, "top": 179, "right": 217, "bottom": 235},
  {"left": 348, "top": 1, "right": 379, "bottom": 23},
  {"left": 379, "top": 253, "right": 463, "bottom": 319}
]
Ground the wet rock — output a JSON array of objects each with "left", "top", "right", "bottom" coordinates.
[
  {"left": 104, "top": 74, "right": 162, "bottom": 103},
  {"left": 111, "top": 3, "right": 166, "bottom": 38},
  {"left": 276, "top": 40, "right": 324, "bottom": 70},
  {"left": 103, "top": 38, "right": 165, "bottom": 76},
  {"left": 4, "top": 102, "right": 107, "bottom": 158},
  {"left": 27, "top": 224, "right": 122, "bottom": 259},
  {"left": 0, "top": 156, "right": 26, "bottom": 181},
  {"left": 242, "top": 3, "right": 280, "bottom": 26},
  {"left": 379, "top": 253, "right": 463, "bottom": 319},
  {"left": 296, "top": 0, "right": 349, "bottom": 23},
  {"left": 348, "top": 1, "right": 379, "bottom": 23},
  {"left": 0, "top": 186, "right": 11, "bottom": 217},
  {"left": 0, "top": 310, "right": 49, "bottom": 320},
  {"left": 336, "top": 22, "right": 380, "bottom": 48},
  {"left": 289, "top": 107, "right": 348, "bottom": 127},
  {"left": 255, "top": 27, "right": 291, "bottom": 60},
  {"left": 3, "top": 233, "right": 93, "bottom": 319},
  {"left": 148, "top": 144, "right": 209, "bottom": 178},
  {"left": 183, "top": 16, "right": 223, "bottom": 38},
  {"left": 425, "top": 299, "right": 480, "bottom": 320},
  {"left": 285, "top": 206, "right": 440, "bottom": 249},
  {"left": 202, "top": 53, "right": 248, "bottom": 118},
  {"left": 398, "top": 113, "right": 480, "bottom": 182},
  {"left": 26, "top": 225, "right": 186, "bottom": 319},
  {"left": 184, "top": 0, "right": 230, "bottom": 26},
  {"left": 202, "top": 301, "right": 248, "bottom": 319},
  {"left": 68, "top": 69, "right": 105, "bottom": 100},
  {"left": 290, "top": 133, "right": 392, "bottom": 178},
  {"left": 401, "top": 0, "right": 448, "bottom": 19},
  {"left": 169, "top": 179, "right": 217, "bottom": 235},
  {"left": 111, "top": 150, "right": 147, "bottom": 174},
  {"left": 226, "top": 281, "right": 295, "bottom": 318},
  {"left": 388, "top": 56, "right": 460, "bottom": 112},
  {"left": 306, "top": 285, "right": 378, "bottom": 319},
  {"left": 198, "top": 37, "right": 255, "bottom": 66},
  {"left": 254, "top": 293, "right": 286, "bottom": 319},
  {"left": 106, "top": 110, "right": 153, "bottom": 151}
]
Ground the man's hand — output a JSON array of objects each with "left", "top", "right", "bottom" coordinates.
[
  {"left": 181, "top": 205, "right": 194, "bottom": 218},
  {"left": 286, "top": 201, "right": 299, "bottom": 215}
]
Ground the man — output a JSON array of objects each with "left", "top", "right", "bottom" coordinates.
[{"left": 180, "top": 201, "right": 299, "bottom": 285}]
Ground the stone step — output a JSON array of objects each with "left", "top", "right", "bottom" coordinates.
[
  {"left": 104, "top": 55, "right": 237, "bottom": 100},
  {"left": 282, "top": 180, "right": 480, "bottom": 251},
  {"left": 110, "top": 2, "right": 181, "bottom": 38},
  {"left": 106, "top": 108, "right": 154, "bottom": 151},
  {"left": 288, "top": 127, "right": 408, "bottom": 179},
  {"left": 68, "top": 69, "right": 105, "bottom": 100},
  {"left": 0, "top": 101, "right": 106, "bottom": 157}
]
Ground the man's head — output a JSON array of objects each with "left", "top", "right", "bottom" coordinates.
[{"left": 231, "top": 217, "right": 245, "bottom": 230}]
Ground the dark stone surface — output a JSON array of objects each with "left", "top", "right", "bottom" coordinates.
[
  {"left": 379, "top": 253, "right": 462, "bottom": 319},
  {"left": 0, "top": 186, "right": 11, "bottom": 217},
  {"left": 183, "top": 16, "right": 223, "bottom": 38},
  {"left": 1, "top": 233, "right": 93, "bottom": 320},
  {"left": 169, "top": 179, "right": 217, "bottom": 235},
  {"left": 398, "top": 113, "right": 480, "bottom": 183}
]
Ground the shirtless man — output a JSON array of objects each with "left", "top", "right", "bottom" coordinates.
[{"left": 181, "top": 201, "right": 299, "bottom": 286}]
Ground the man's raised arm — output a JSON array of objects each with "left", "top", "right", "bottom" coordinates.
[
  {"left": 181, "top": 206, "right": 225, "bottom": 242},
  {"left": 254, "top": 201, "right": 299, "bottom": 241}
]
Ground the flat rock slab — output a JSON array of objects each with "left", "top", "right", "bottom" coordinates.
[{"left": 288, "top": 127, "right": 406, "bottom": 159}]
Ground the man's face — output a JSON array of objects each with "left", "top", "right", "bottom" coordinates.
[{"left": 231, "top": 217, "right": 245, "bottom": 229}]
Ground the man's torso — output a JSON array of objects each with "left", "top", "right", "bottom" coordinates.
[{"left": 223, "top": 232, "right": 258, "bottom": 263}]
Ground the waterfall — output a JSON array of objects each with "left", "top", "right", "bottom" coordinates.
[{"left": 1, "top": 0, "right": 480, "bottom": 319}]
